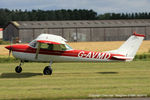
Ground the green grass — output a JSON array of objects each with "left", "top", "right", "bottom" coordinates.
[{"left": 0, "top": 61, "right": 150, "bottom": 100}]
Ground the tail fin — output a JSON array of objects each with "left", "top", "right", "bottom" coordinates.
[{"left": 108, "top": 32, "right": 145, "bottom": 61}]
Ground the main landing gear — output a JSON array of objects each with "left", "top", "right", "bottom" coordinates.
[
  {"left": 43, "top": 61, "right": 53, "bottom": 75},
  {"left": 15, "top": 60, "right": 53, "bottom": 75}
]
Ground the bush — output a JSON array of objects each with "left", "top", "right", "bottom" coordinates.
[
  {"left": 0, "top": 40, "right": 10, "bottom": 45},
  {"left": 134, "top": 53, "right": 150, "bottom": 61}
]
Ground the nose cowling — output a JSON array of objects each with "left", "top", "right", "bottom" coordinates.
[{"left": 5, "top": 45, "right": 12, "bottom": 50}]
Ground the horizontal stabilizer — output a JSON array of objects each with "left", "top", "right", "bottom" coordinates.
[{"left": 112, "top": 56, "right": 133, "bottom": 61}]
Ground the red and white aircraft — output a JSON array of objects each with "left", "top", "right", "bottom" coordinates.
[{"left": 5, "top": 32, "right": 145, "bottom": 75}]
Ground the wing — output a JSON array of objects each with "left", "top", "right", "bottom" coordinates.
[{"left": 36, "top": 34, "right": 67, "bottom": 44}]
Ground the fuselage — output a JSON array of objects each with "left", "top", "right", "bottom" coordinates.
[{"left": 5, "top": 44, "right": 125, "bottom": 62}]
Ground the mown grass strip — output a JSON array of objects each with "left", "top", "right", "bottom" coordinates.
[{"left": 0, "top": 61, "right": 150, "bottom": 99}]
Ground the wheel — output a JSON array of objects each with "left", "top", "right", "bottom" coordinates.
[
  {"left": 43, "top": 66, "right": 52, "bottom": 75},
  {"left": 15, "top": 66, "right": 22, "bottom": 73}
]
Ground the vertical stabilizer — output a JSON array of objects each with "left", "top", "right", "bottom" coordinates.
[{"left": 108, "top": 32, "right": 145, "bottom": 61}]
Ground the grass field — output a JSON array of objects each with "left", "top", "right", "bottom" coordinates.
[
  {"left": 0, "top": 41, "right": 150, "bottom": 99},
  {"left": 0, "top": 61, "right": 150, "bottom": 100}
]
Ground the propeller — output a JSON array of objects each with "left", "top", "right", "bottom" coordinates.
[
  {"left": 9, "top": 37, "right": 13, "bottom": 57},
  {"left": 5, "top": 37, "right": 14, "bottom": 57},
  {"left": 9, "top": 47, "right": 12, "bottom": 56}
]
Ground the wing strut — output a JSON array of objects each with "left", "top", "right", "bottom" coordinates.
[{"left": 35, "top": 42, "right": 41, "bottom": 59}]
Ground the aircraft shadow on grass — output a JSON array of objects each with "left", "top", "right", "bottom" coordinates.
[
  {"left": 97, "top": 72, "right": 118, "bottom": 74},
  {"left": 55, "top": 72, "right": 118, "bottom": 75},
  {"left": 0, "top": 72, "right": 43, "bottom": 78},
  {"left": 0, "top": 72, "right": 118, "bottom": 78}
]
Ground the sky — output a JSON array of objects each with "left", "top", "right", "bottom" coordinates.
[{"left": 0, "top": 0, "right": 150, "bottom": 14}]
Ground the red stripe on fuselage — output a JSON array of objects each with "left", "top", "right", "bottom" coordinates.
[{"left": 10, "top": 44, "right": 125, "bottom": 60}]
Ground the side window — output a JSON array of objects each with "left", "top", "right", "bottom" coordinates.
[
  {"left": 53, "top": 44, "right": 66, "bottom": 51},
  {"left": 48, "top": 44, "right": 54, "bottom": 50},
  {"left": 60, "top": 44, "right": 67, "bottom": 51},
  {"left": 40, "top": 43, "right": 66, "bottom": 51},
  {"left": 40, "top": 43, "right": 53, "bottom": 50}
]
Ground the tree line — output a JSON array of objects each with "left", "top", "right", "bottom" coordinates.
[
  {"left": 98, "top": 12, "right": 150, "bottom": 20},
  {"left": 0, "top": 9, "right": 97, "bottom": 27},
  {"left": 0, "top": 8, "right": 150, "bottom": 27}
]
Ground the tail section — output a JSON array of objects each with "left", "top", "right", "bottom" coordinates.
[{"left": 108, "top": 32, "right": 145, "bottom": 61}]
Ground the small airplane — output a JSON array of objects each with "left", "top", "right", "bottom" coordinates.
[{"left": 5, "top": 32, "right": 145, "bottom": 75}]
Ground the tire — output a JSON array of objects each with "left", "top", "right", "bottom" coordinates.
[
  {"left": 43, "top": 66, "right": 52, "bottom": 75},
  {"left": 15, "top": 66, "right": 22, "bottom": 73}
]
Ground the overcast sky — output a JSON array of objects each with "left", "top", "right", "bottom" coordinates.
[{"left": 0, "top": 0, "right": 150, "bottom": 14}]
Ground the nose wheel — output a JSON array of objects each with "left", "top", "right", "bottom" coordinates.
[
  {"left": 43, "top": 61, "right": 53, "bottom": 75},
  {"left": 15, "top": 60, "right": 23, "bottom": 73}
]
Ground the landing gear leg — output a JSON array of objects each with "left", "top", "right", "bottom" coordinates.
[
  {"left": 43, "top": 61, "right": 53, "bottom": 75},
  {"left": 15, "top": 60, "right": 24, "bottom": 73}
]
